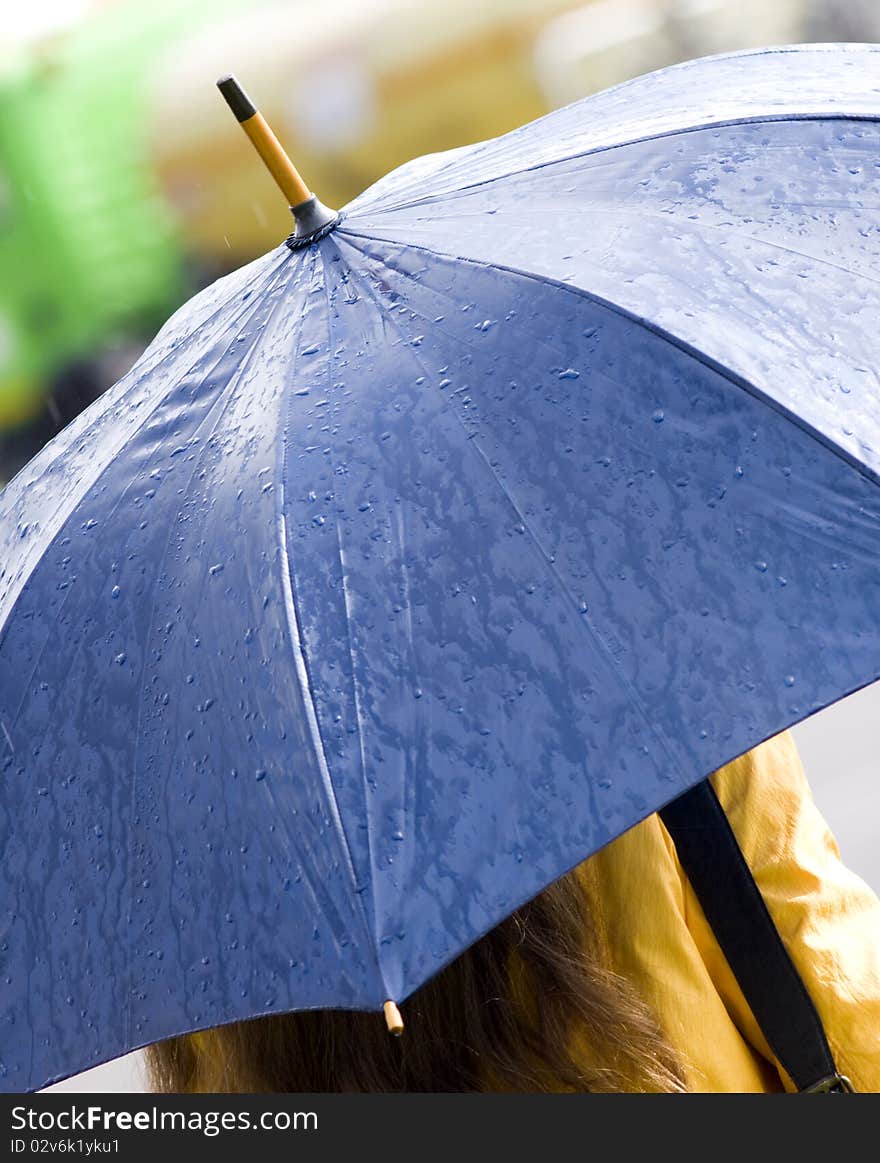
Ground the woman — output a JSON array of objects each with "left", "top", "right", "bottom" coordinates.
[{"left": 146, "top": 730, "right": 880, "bottom": 1092}]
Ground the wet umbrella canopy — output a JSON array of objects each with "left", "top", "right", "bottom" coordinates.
[{"left": 2, "top": 44, "right": 880, "bottom": 1091}]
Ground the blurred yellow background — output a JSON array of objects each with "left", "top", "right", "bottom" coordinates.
[{"left": 1, "top": 0, "right": 878, "bottom": 482}]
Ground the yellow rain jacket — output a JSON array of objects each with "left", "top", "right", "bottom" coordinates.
[{"left": 577, "top": 729, "right": 880, "bottom": 1091}]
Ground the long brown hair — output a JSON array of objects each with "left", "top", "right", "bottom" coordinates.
[{"left": 146, "top": 865, "right": 686, "bottom": 1093}]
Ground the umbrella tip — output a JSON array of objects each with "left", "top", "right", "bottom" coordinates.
[
  {"left": 215, "top": 73, "right": 339, "bottom": 246},
  {"left": 216, "top": 74, "right": 256, "bottom": 123},
  {"left": 383, "top": 999, "right": 404, "bottom": 1037}
]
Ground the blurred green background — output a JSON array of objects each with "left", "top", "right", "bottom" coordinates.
[{"left": 1, "top": 0, "right": 878, "bottom": 485}]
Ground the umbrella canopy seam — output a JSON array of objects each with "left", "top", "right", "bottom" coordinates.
[
  {"left": 117, "top": 259, "right": 301, "bottom": 1051},
  {"left": 1, "top": 262, "right": 292, "bottom": 746},
  {"left": 329, "top": 238, "right": 696, "bottom": 831},
  {"left": 336, "top": 227, "right": 880, "bottom": 496},
  {"left": 275, "top": 249, "right": 387, "bottom": 997},
  {"left": 0, "top": 252, "right": 289, "bottom": 647},
  {"left": 347, "top": 112, "right": 880, "bottom": 219}
]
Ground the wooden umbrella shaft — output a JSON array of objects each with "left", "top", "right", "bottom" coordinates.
[
  {"left": 240, "top": 112, "right": 311, "bottom": 208},
  {"left": 217, "top": 74, "right": 311, "bottom": 208}
]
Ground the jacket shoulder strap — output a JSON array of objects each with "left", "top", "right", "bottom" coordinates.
[{"left": 659, "top": 778, "right": 852, "bottom": 1092}]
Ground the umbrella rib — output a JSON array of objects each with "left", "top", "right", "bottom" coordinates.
[
  {"left": 347, "top": 111, "right": 880, "bottom": 220},
  {"left": 547, "top": 201, "right": 880, "bottom": 290},
  {"left": 335, "top": 246, "right": 697, "bottom": 807},
  {"left": 345, "top": 43, "right": 880, "bottom": 217},
  {"left": 5, "top": 259, "right": 291, "bottom": 737},
  {"left": 0, "top": 249, "right": 289, "bottom": 651},
  {"left": 317, "top": 250, "right": 386, "bottom": 954},
  {"left": 121, "top": 260, "right": 296, "bottom": 1050},
  {"left": 340, "top": 227, "right": 880, "bottom": 494},
  {"left": 274, "top": 252, "right": 384, "bottom": 989}
]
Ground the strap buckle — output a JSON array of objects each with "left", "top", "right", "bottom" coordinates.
[{"left": 803, "top": 1073, "right": 855, "bottom": 1093}]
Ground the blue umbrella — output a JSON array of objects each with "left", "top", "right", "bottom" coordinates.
[{"left": 2, "top": 43, "right": 880, "bottom": 1092}]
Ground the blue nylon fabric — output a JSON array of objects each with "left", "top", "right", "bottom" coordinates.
[{"left": 1, "top": 44, "right": 879, "bottom": 1090}]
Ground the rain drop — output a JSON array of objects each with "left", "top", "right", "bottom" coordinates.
[
  {"left": 209, "top": 563, "right": 224, "bottom": 576},
  {"left": 114, "top": 652, "right": 127, "bottom": 665},
  {"left": 111, "top": 585, "right": 120, "bottom": 599},
  {"left": 652, "top": 410, "right": 665, "bottom": 423},
  {"left": 558, "top": 368, "right": 579, "bottom": 380}
]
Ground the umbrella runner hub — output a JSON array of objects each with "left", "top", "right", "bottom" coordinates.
[
  {"left": 286, "top": 196, "right": 342, "bottom": 252},
  {"left": 216, "top": 74, "right": 339, "bottom": 248}
]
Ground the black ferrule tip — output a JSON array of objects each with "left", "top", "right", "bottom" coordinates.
[{"left": 216, "top": 74, "right": 257, "bottom": 123}]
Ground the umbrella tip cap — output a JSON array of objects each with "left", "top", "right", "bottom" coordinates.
[
  {"left": 216, "top": 74, "right": 256, "bottom": 122},
  {"left": 383, "top": 999, "right": 404, "bottom": 1036}
]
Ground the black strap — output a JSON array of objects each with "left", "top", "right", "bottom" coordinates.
[{"left": 659, "top": 778, "right": 851, "bottom": 1092}]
